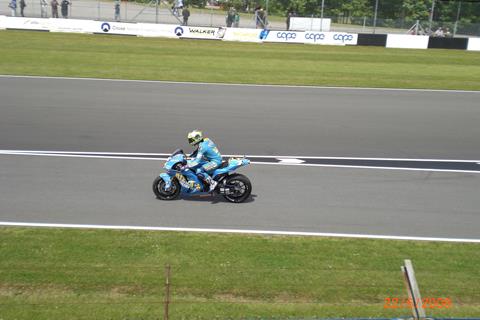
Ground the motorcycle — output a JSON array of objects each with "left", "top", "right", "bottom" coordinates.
[{"left": 153, "top": 149, "right": 252, "bottom": 203}]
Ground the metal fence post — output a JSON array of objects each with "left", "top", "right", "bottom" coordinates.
[
  {"left": 401, "top": 259, "right": 426, "bottom": 320},
  {"left": 164, "top": 264, "right": 171, "bottom": 320},
  {"left": 429, "top": 0, "right": 436, "bottom": 32}
]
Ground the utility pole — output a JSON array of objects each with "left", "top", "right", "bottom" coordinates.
[
  {"left": 454, "top": 1, "right": 462, "bottom": 37},
  {"left": 373, "top": 0, "right": 379, "bottom": 34}
]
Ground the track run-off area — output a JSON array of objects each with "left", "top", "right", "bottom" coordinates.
[{"left": 1, "top": 75, "right": 480, "bottom": 242}]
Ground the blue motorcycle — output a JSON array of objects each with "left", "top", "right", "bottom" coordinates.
[{"left": 153, "top": 149, "right": 252, "bottom": 203}]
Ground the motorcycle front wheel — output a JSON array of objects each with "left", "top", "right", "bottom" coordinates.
[
  {"left": 223, "top": 174, "right": 252, "bottom": 203},
  {"left": 153, "top": 176, "right": 181, "bottom": 200}
]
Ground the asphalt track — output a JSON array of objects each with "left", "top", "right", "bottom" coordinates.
[{"left": 1, "top": 76, "right": 480, "bottom": 240}]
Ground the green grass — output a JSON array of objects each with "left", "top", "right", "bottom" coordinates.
[
  {"left": 0, "top": 227, "right": 479, "bottom": 319},
  {"left": 1, "top": 30, "right": 480, "bottom": 90}
]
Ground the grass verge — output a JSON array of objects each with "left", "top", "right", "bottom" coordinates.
[
  {"left": 0, "top": 227, "right": 479, "bottom": 319},
  {"left": 1, "top": 30, "right": 480, "bottom": 90}
]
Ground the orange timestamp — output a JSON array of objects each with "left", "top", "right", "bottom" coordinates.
[{"left": 384, "top": 297, "right": 452, "bottom": 309}]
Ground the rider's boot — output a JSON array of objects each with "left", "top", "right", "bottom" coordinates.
[{"left": 205, "top": 176, "right": 218, "bottom": 192}]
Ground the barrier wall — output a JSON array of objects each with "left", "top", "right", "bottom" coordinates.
[
  {"left": 304, "top": 32, "right": 358, "bottom": 46},
  {"left": 0, "top": 15, "right": 6, "bottom": 30},
  {"left": 357, "top": 34, "right": 387, "bottom": 47},
  {"left": 1, "top": 16, "right": 478, "bottom": 52},
  {"left": 428, "top": 37, "right": 468, "bottom": 50},
  {"left": 386, "top": 34, "right": 429, "bottom": 49},
  {"left": 467, "top": 37, "right": 480, "bottom": 51},
  {"left": 222, "top": 28, "right": 262, "bottom": 42},
  {"left": 290, "top": 17, "right": 331, "bottom": 32},
  {"left": 4, "top": 17, "right": 50, "bottom": 31}
]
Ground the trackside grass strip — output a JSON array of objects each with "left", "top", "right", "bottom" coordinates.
[
  {"left": 0, "top": 227, "right": 479, "bottom": 319},
  {"left": 1, "top": 30, "right": 480, "bottom": 90}
]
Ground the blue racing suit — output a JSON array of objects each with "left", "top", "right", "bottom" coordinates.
[{"left": 188, "top": 138, "right": 222, "bottom": 182}]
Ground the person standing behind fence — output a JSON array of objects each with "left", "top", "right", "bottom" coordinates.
[
  {"left": 233, "top": 11, "right": 240, "bottom": 27},
  {"left": 114, "top": 0, "right": 120, "bottom": 21},
  {"left": 51, "top": 0, "right": 58, "bottom": 17},
  {"left": 182, "top": 6, "right": 190, "bottom": 26},
  {"left": 40, "top": 0, "right": 48, "bottom": 17},
  {"left": 8, "top": 0, "right": 17, "bottom": 16},
  {"left": 61, "top": 0, "right": 69, "bottom": 18},
  {"left": 254, "top": 6, "right": 265, "bottom": 29},
  {"left": 226, "top": 7, "right": 235, "bottom": 27},
  {"left": 19, "top": 0, "right": 26, "bottom": 16}
]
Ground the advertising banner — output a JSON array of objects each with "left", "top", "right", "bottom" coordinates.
[
  {"left": 173, "top": 26, "right": 226, "bottom": 40},
  {"left": 261, "top": 30, "right": 305, "bottom": 44},
  {"left": 49, "top": 18, "right": 95, "bottom": 34},
  {"left": 467, "top": 37, "right": 480, "bottom": 51},
  {"left": 223, "top": 28, "right": 262, "bottom": 43},
  {"left": 0, "top": 16, "right": 6, "bottom": 30},
  {"left": 138, "top": 23, "right": 177, "bottom": 38},
  {"left": 290, "top": 17, "right": 331, "bottom": 32},
  {"left": 303, "top": 31, "right": 358, "bottom": 46},
  {"left": 4, "top": 17, "right": 50, "bottom": 31},
  {"left": 386, "top": 34, "right": 429, "bottom": 49},
  {"left": 92, "top": 21, "right": 141, "bottom": 36}
]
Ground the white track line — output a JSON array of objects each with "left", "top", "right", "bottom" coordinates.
[
  {"left": 1, "top": 150, "right": 480, "bottom": 174},
  {"left": 1, "top": 149, "right": 479, "bottom": 163},
  {"left": 1, "top": 222, "right": 479, "bottom": 243},
  {"left": 1, "top": 74, "right": 479, "bottom": 93}
]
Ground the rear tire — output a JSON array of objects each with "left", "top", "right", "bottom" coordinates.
[
  {"left": 223, "top": 174, "right": 252, "bottom": 203},
  {"left": 153, "top": 176, "right": 181, "bottom": 200}
]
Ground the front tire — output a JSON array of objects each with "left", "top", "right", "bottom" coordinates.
[
  {"left": 223, "top": 174, "right": 252, "bottom": 203},
  {"left": 153, "top": 176, "right": 181, "bottom": 200}
]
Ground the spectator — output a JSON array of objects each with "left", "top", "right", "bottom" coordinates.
[
  {"left": 445, "top": 27, "right": 452, "bottom": 37},
  {"left": 254, "top": 6, "right": 266, "bottom": 29},
  {"left": 19, "top": 0, "right": 26, "bottom": 16},
  {"left": 172, "top": 0, "right": 182, "bottom": 16},
  {"left": 60, "top": 0, "right": 69, "bottom": 18},
  {"left": 182, "top": 5, "right": 190, "bottom": 26},
  {"left": 434, "top": 27, "right": 444, "bottom": 37},
  {"left": 40, "top": 0, "right": 48, "bottom": 17},
  {"left": 233, "top": 11, "right": 240, "bottom": 28},
  {"left": 226, "top": 7, "right": 235, "bottom": 27},
  {"left": 51, "top": 0, "right": 58, "bottom": 17},
  {"left": 114, "top": 0, "right": 120, "bottom": 21},
  {"left": 8, "top": 0, "right": 17, "bottom": 17},
  {"left": 286, "top": 10, "right": 295, "bottom": 30}
]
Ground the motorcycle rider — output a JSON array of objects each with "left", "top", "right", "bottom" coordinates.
[{"left": 186, "top": 130, "right": 222, "bottom": 192}]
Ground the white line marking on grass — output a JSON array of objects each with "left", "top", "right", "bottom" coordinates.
[
  {"left": 0, "top": 221, "right": 479, "bottom": 243},
  {"left": 1, "top": 74, "right": 479, "bottom": 93}
]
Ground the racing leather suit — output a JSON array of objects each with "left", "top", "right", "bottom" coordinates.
[{"left": 188, "top": 138, "right": 222, "bottom": 183}]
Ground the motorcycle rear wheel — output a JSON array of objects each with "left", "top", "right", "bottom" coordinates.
[
  {"left": 223, "top": 174, "right": 252, "bottom": 203},
  {"left": 153, "top": 177, "right": 181, "bottom": 200}
]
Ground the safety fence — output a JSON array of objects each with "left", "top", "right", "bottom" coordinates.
[
  {"left": 0, "top": 262, "right": 477, "bottom": 319},
  {"left": 1, "top": 0, "right": 480, "bottom": 36},
  {"left": 1, "top": 15, "right": 480, "bottom": 51}
]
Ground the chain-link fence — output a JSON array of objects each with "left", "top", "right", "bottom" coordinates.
[{"left": 1, "top": 0, "right": 480, "bottom": 35}]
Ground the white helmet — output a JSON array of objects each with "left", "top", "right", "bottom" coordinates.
[{"left": 187, "top": 130, "right": 203, "bottom": 146}]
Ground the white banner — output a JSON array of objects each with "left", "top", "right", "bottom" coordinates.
[
  {"left": 386, "top": 34, "right": 429, "bottom": 49},
  {"left": 262, "top": 30, "right": 305, "bottom": 44},
  {"left": 49, "top": 18, "right": 95, "bottom": 34},
  {"left": 290, "top": 17, "right": 331, "bottom": 32},
  {"left": 4, "top": 17, "right": 50, "bottom": 31},
  {"left": 0, "top": 16, "right": 6, "bottom": 30},
  {"left": 467, "top": 37, "right": 480, "bottom": 51},
  {"left": 174, "top": 26, "right": 225, "bottom": 40},
  {"left": 303, "top": 31, "right": 358, "bottom": 46},
  {"left": 223, "top": 28, "right": 262, "bottom": 43},
  {"left": 138, "top": 23, "right": 177, "bottom": 38},
  {"left": 92, "top": 21, "right": 142, "bottom": 35}
]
